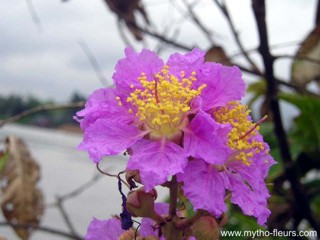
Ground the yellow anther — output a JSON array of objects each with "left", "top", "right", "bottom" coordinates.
[
  {"left": 130, "top": 84, "right": 135, "bottom": 89},
  {"left": 116, "top": 96, "right": 121, "bottom": 100},
  {"left": 127, "top": 66, "right": 204, "bottom": 139},
  {"left": 213, "top": 101, "right": 265, "bottom": 166}
]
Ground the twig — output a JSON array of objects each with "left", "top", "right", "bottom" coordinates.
[
  {"left": 274, "top": 54, "right": 320, "bottom": 65},
  {"left": 117, "top": 20, "right": 133, "bottom": 48},
  {"left": 229, "top": 40, "right": 301, "bottom": 58},
  {"left": 60, "top": 174, "right": 102, "bottom": 202},
  {"left": 0, "top": 102, "right": 84, "bottom": 128},
  {"left": 78, "top": 40, "right": 109, "bottom": 86},
  {"left": 214, "top": 0, "right": 261, "bottom": 73},
  {"left": 115, "top": 4, "right": 319, "bottom": 98},
  {"left": 47, "top": 173, "right": 103, "bottom": 208},
  {"left": 44, "top": 173, "right": 105, "bottom": 237},
  {"left": 96, "top": 163, "right": 130, "bottom": 189},
  {"left": 181, "top": 0, "right": 215, "bottom": 44},
  {"left": 0, "top": 221, "right": 83, "bottom": 240},
  {"left": 154, "top": 2, "right": 188, "bottom": 54},
  {"left": 107, "top": 6, "right": 195, "bottom": 51},
  {"left": 25, "top": 0, "right": 43, "bottom": 32},
  {"left": 316, "top": 0, "right": 320, "bottom": 26},
  {"left": 155, "top": 23, "right": 181, "bottom": 54},
  {"left": 238, "top": 65, "right": 320, "bottom": 97},
  {"left": 252, "top": 0, "right": 320, "bottom": 234},
  {"left": 56, "top": 197, "right": 81, "bottom": 237}
]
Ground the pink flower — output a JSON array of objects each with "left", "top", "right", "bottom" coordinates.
[
  {"left": 85, "top": 218, "right": 125, "bottom": 240},
  {"left": 76, "top": 48, "right": 245, "bottom": 191},
  {"left": 177, "top": 103, "right": 276, "bottom": 226},
  {"left": 77, "top": 48, "right": 275, "bottom": 226},
  {"left": 140, "top": 203, "right": 169, "bottom": 238}
]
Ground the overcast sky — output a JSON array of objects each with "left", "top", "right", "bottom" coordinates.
[{"left": 0, "top": 0, "right": 317, "bottom": 102}]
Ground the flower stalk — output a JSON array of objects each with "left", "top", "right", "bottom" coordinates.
[{"left": 166, "top": 175, "right": 180, "bottom": 240}]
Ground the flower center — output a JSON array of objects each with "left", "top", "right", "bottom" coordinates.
[
  {"left": 213, "top": 101, "right": 267, "bottom": 166},
  {"left": 126, "top": 65, "right": 206, "bottom": 140}
]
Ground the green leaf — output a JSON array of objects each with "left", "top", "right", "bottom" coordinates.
[
  {"left": 304, "top": 178, "right": 320, "bottom": 200},
  {"left": 0, "top": 151, "right": 9, "bottom": 172},
  {"left": 246, "top": 80, "right": 266, "bottom": 109},
  {"left": 280, "top": 94, "right": 320, "bottom": 152}
]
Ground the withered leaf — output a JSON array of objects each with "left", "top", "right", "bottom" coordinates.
[
  {"left": 191, "top": 215, "right": 220, "bottom": 240},
  {"left": 104, "top": 0, "right": 149, "bottom": 41},
  {"left": 205, "top": 46, "right": 232, "bottom": 66},
  {"left": 291, "top": 26, "right": 320, "bottom": 89},
  {"left": 0, "top": 151, "right": 9, "bottom": 172},
  {"left": 0, "top": 136, "right": 44, "bottom": 240}
]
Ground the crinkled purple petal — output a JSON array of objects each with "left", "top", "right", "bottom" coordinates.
[
  {"left": 85, "top": 218, "right": 124, "bottom": 240},
  {"left": 177, "top": 158, "right": 226, "bottom": 217},
  {"left": 196, "top": 63, "right": 245, "bottom": 111},
  {"left": 113, "top": 48, "right": 164, "bottom": 92},
  {"left": 228, "top": 160, "right": 263, "bottom": 191},
  {"left": 140, "top": 203, "right": 169, "bottom": 237},
  {"left": 249, "top": 133, "right": 276, "bottom": 178},
  {"left": 127, "top": 140, "right": 187, "bottom": 191},
  {"left": 166, "top": 48, "right": 205, "bottom": 78},
  {"left": 183, "top": 111, "right": 232, "bottom": 165},
  {"left": 227, "top": 173, "right": 271, "bottom": 226},
  {"left": 79, "top": 117, "right": 144, "bottom": 163},
  {"left": 75, "top": 88, "right": 132, "bottom": 129},
  {"left": 224, "top": 131, "right": 275, "bottom": 226},
  {"left": 154, "top": 202, "right": 169, "bottom": 216}
]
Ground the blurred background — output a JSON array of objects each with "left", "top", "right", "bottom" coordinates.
[{"left": 0, "top": 0, "right": 319, "bottom": 239}]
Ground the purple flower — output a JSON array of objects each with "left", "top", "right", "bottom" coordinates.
[
  {"left": 77, "top": 48, "right": 245, "bottom": 191},
  {"left": 177, "top": 102, "right": 276, "bottom": 226},
  {"left": 85, "top": 217, "right": 125, "bottom": 240},
  {"left": 140, "top": 203, "right": 169, "bottom": 238}
]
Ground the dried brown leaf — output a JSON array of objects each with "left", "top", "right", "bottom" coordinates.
[
  {"left": 291, "top": 26, "right": 320, "bottom": 89},
  {"left": 0, "top": 136, "right": 44, "bottom": 240},
  {"left": 104, "top": 0, "right": 149, "bottom": 41},
  {"left": 205, "top": 46, "right": 232, "bottom": 66}
]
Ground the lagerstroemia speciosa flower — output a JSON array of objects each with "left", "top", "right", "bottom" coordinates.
[{"left": 76, "top": 48, "right": 275, "bottom": 227}]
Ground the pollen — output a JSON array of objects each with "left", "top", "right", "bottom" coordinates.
[
  {"left": 213, "top": 101, "right": 265, "bottom": 166},
  {"left": 125, "top": 65, "right": 206, "bottom": 139}
]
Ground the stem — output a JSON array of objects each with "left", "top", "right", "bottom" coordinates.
[
  {"left": 0, "top": 101, "right": 84, "bottom": 128},
  {"left": 0, "top": 221, "right": 83, "bottom": 240},
  {"left": 214, "top": 0, "right": 261, "bottom": 73},
  {"left": 252, "top": 0, "right": 320, "bottom": 235},
  {"left": 169, "top": 176, "right": 178, "bottom": 217},
  {"left": 166, "top": 175, "right": 179, "bottom": 240}
]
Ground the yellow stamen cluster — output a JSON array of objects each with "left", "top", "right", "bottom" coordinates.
[
  {"left": 120, "top": 65, "right": 206, "bottom": 139},
  {"left": 213, "top": 101, "right": 265, "bottom": 166}
]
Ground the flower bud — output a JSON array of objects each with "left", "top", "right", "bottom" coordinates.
[
  {"left": 191, "top": 216, "right": 220, "bottom": 240},
  {"left": 119, "top": 230, "right": 135, "bottom": 240},
  {"left": 126, "top": 187, "right": 162, "bottom": 222}
]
